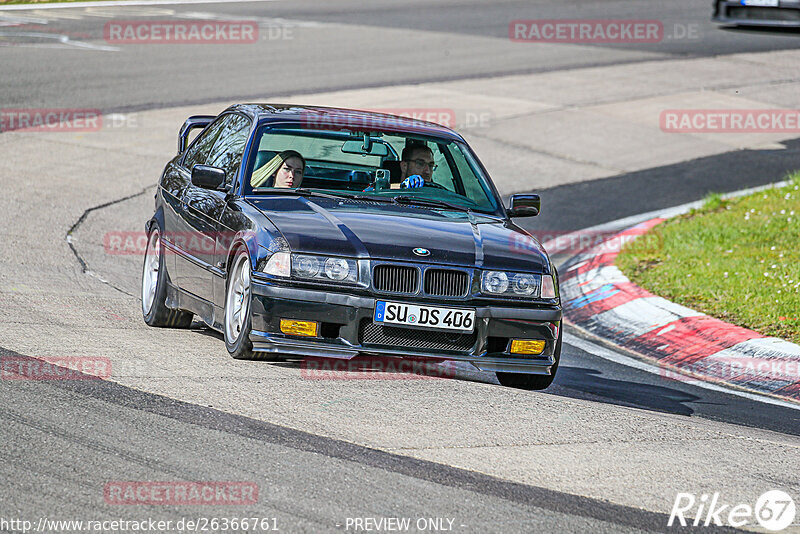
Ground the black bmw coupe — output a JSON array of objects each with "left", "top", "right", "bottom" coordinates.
[
  {"left": 142, "top": 104, "right": 562, "bottom": 389},
  {"left": 713, "top": 0, "right": 800, "bottom": 26}
]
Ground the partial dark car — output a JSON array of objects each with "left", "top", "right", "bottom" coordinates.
[
  {"left": 713, "top": 0, "right": 800, "bottom": 26},
  {"left": 141, "top": 104, "right": 562, "bottom": 389}
]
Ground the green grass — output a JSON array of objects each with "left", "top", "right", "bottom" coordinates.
[{"left": 617, "top": 172, "right": 800, "bottom": 344}]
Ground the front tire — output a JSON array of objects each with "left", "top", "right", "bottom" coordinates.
[
  {"left": 141, "top": 226, "right": 193, "bottom": 328},
  {"left": 496, "top": 327, "right": 562, "bottom": 390},
  {"left": 224, "top": 249, "right": 259, "bottom": 360}
]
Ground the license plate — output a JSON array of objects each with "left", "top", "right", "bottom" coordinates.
[
  {"left": 742, "top": 0, "right": 778, "bottom": 6},
  {"left": 374, "top": 301, "right": 475, "bottom": 333}
]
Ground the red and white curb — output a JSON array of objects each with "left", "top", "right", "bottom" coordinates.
[{"left": 560, "top": 218, "right": 800, "bottom": 404}]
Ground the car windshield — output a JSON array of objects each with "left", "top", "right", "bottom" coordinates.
[{"left": 242, "top": 124, "right": 501, "bottom": 215}]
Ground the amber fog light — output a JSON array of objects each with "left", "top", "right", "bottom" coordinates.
[
  {"left": 280, "top": 319, "right": 319, "bottom": 337},
  {"left": 510, "top": 339, "right": 546, "bottom": 355}
]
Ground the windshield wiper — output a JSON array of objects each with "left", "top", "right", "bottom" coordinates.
[
  {"left": 253, "top": 188, "right": 350, "bottom": 201},
  {"left": 253, "top": 189, "right": 471, "bottom": 211},
  {"left": 288, "top": 188, "right": 345, "bottom": 200},
  {"left": 392, "top": 195, "right": 472, "bottom": 212},
  {"left": 320, "top": 190, "right": 395, "bottom": 203}
]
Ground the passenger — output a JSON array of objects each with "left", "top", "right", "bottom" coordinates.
[
  {"left": 398, "top": 144, "right": 436, "bottom": 189},
  {"left": 251, "top": 150, "right": 305, "bottom": 188}
]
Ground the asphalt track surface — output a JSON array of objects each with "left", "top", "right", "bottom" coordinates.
[
  {"left": 2, "top": 1, "right": 800, "bottom": 532},
  {"left": 2, "top": 0, "right": 800, "bottom": 111}
]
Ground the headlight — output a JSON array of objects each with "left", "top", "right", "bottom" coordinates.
[
  {"left": 511, "top": 273, "right": 538, "bottom": 296},
  {"left": 294, "top": 255, "right": 320, "bottom": 278},
  {"left": 324, "top": 258, "right": 351, "bottom": 281},
  {"left": 482, "top": 271, "right": 509, "bottom": 294},
  {"left": 481, "top": 271, "right": 547, "bottom": 298},
  {"left": 292, "top": 254, "right": 358, "bottom": 284}
]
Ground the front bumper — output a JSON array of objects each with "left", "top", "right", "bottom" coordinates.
[
  {"left": 249, "top": 280, "right": 562, "bottom": 375},
  {"left": 713, "top": 0, "right": 800, "bottom": 26}
]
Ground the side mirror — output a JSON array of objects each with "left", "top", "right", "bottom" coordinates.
[
  {"left": 192, "top": 165, "right": 226, "bottom": 190},
  {"left": 507, "top": 194, "right": 540, "bottom": 217}
]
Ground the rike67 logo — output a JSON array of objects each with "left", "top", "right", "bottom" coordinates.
[{"left": 669, "top": 490, "right": 796, "bottom": 530}]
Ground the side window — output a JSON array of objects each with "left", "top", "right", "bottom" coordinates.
[
  {"left": 205, "top": 114, "right": 251, "bottom": 187},
  {"left": 432, "top": 145, "right": 456, "bottom": 192},
  {"left": 182, "top": 115, "right": 232, "bottom": 171},
  {"left": 451, "top": 144, "right": 494, "bottom": 208}
]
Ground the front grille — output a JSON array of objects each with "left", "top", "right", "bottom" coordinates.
[
  {"left": 424, "top": 269, "right": 468, "bottom": 297},
  {"left": 728, "top": 6, "right": 800, "bottom": 20},
  {"left": 373, "top": 265, "right": 419, "bottom": 294},
  {"left": 359, "top": 319, "right": 477, "bottom": 352}
]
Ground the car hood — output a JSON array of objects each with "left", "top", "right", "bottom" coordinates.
[{"left": 248, "top": 196, "right": 549, "bottom": 272}]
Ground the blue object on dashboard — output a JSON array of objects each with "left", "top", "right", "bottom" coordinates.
[{"left": 401, "top": 175, "right": 424, "bottom": 188}]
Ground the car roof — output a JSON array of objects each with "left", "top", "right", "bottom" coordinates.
[{"left": 226, "top": 103, "right": 465, "bottom": 142}]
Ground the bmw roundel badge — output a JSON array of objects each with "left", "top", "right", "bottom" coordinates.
[{"left": 413, "top": 248, "right": 431, "bottom": 256}]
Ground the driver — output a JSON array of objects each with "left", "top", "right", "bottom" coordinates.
[
  {"left": 398, "top": 144, "right": 436, "bottom": 189},
  {"left": 251, "top": 150, "right": 305, "bottom": 188}
]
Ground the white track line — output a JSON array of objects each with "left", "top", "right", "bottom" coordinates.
[
  {"left": 565, "top": 333, "right": 800, "bottom": 411},
  {"left": 0, "top": 30, "right": 119, "bottom": 50},
  {"left": 0, "top": 0, "right": 271, "bottom": 11}
]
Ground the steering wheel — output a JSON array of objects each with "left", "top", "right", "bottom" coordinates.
[{"left": 425, "top": 181, "right": 447, "bottom": 190}]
